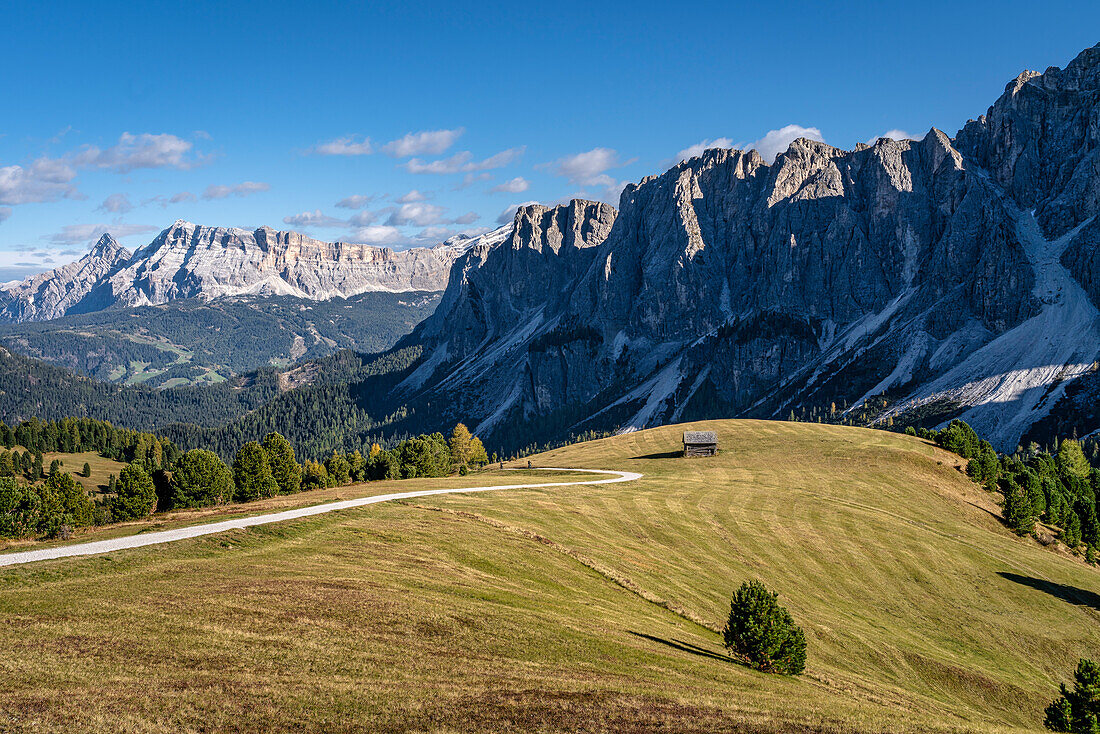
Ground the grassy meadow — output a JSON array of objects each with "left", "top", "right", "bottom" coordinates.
[{"left": 1, "top": 420, "right": 1098, "bottom": 732}]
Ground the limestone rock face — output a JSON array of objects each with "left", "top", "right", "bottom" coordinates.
[
  {"left": 389, "top": 43, "right": 1100, "bottom": 451},
  {"left": 0, "top": 235, "right": 132, "bottom": 322},
  {"left": 0, "top": 222, "right": 501, "bottom": 322}
]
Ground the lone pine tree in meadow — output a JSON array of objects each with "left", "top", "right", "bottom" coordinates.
[{"left": 723, "top": 580, "right": 806, "bottom": 675}]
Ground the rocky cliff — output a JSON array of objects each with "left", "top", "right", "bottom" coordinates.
[
  {"left": 0, "top": 222, "right": 510, "bottom": 322},
  {"left": 389, "top": 42, "right": 1100, "bottom": 452}
]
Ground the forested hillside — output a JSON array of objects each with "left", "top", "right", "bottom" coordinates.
[{"left": 0, "top": 291, "right": 439, "bottom": 386}]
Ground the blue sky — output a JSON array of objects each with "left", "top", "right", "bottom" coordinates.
[{"left": 1, "top": 1, "right": 1097, "bottom": 280}]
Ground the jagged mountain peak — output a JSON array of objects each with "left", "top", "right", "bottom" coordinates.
[{"left": 383, "top": 41, "right": 1100, "bottom": 452}]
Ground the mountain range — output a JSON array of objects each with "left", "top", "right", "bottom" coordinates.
[
  {"left": 0, "top": 221, "right": 511, "bottom": 323},
  {"left": 2, "top": 43, "right": 1099, "bottom": 456},
  {"left": 376, "top": 42, "right": 1100, "bottom": 452}
]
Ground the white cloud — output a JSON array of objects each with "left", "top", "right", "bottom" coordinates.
[
  {"left": 381, "top": 128, "right": 464, "bottom": 157},
  {"left": 347, "top": 210, "right": 378, "bottom": 227},
  {"left": 403, "top": 146, "right": 524, "bottom": 175},
  {"left": 404, "top": 151, "right": 472, "bottom": 175},
  {"left": 866, "top": 129, "right": 916, "bottom": 144},
  {"left": 749, "top": 125, "right": 825, "bottom": 163},
  {"left": 0, "top": 207, "right": 10, "bottom": 224},
  {"left": 453, "top": 211, "right": 479, "bottom": 225},
  {"left": 351, "top": 225, "right": 409, "bottom": 246},
  {"left": 283, "top": 210, "right": 345, "bottom": 228},
  {"left": 414, "top": 225, "right": 459, "bottom": 242},
  {"left": 386, "top": 202, "right": 448, "bottom": 227},
  {"left": 396, "top": 189, "right": 428, "bottom": 203},
  {"left": 676, "top": 137, "right": 734, "bottom": 162},
  {"left": 455, "top": 172, "right": 492, "bottom": 189},
  {"left": 545, "top": 147, "right": 624, "bottom": 187},
  {"left": 46, "top": 222, "right": 159, "bottom": 245},
  {"left": 496, "top": 200, "right": 539, "bottom": 225},
  {"left": 201, "top": 181, "right": 270, "bottom": 200},
  {"left": 312, "top": 136, "right": 373, "bottom": 156},
  {"left": 73, "top": 132, "right": 197, "bottom": 173},
  {"left": 170, "top": 191, "right": 196, "bottom": 204},
  {"left": 0, "top": 157, "right": 80, "bottom": 205},
  {"left": 335, "top": 194, "right": 375, "bottom": 209},
  {"left": 97, "top": 193, "right": 133, "bottom": 214},
  {"left": 490, "top": 176, "right": 529, "bottom": 194}
]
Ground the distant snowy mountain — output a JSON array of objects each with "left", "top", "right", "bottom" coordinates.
[
  {"left": 0, "top": 222, "right": 512, "bottom": 322},
  {"left": 375, "top": 42, "right": 1100, "bottom": 452}
]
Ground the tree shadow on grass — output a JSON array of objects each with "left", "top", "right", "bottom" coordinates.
[
  {"left": 998, "top": 572, "right": 1100, "bottom": 612},
  {"left": 629, "top": 631, "right": 730, "bottom": 662},
  {"left": 631, "top": 452, "right": 684, "bottom": 460}
]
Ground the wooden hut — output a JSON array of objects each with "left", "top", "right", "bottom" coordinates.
[{"left": 682, "top": 431, "right": 718, "bottom": 457}]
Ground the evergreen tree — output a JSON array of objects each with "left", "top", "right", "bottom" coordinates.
[
  {"left": 46, "top": 471, "right": 95, "bottom": 528},
  {"left": 1046, "top": 659, "right": 1100, "bottom": 733},
  {"left": 233, "top": 441, "right": 279, "bottom": 502},
  {"left": 347, "top": 450, "right": 367, "bottom": 482},
  {"left": 82, "top": 462, "right": 91, "bottom": 478},
  {"left": 722, "top": 580, "right": 806, "bottom": 675},
  {"left": 1003, "top": 479, "right": 1036, "bottom": 535},
  {"left": 325, "top": 452, "right": 351, "bottom": 485},
  {"left": 109, "top": 464, "right": 157, "bottom": 521},
  {"left": 261, "top": 432, "right": 301, "bottom": 494},
  {"left": 171, "top": 449, "right": 234, "bottom": 508},
  {"left": 301, "top": 460, "right": 329, "bottom": 490}
]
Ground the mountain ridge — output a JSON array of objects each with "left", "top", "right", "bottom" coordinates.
[
  {"left": 376, "top": 42, "right": 1100, "bottom": 452},
  {"left": 0, "top": 221, "right": 511, "bottom": 322}
]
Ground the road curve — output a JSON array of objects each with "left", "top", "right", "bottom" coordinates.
[{"left": 0, "top": 468, "right": 643, "bottom": 568}]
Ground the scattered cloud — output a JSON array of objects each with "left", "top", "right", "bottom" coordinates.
[
  {"left": 97, "top": 193, "right": 133, "bottom": 214},
  {"left": 676, "top": 137, "right": 734, "bottom": 162},
  {"left": 201, "top": 181, "right": 270, "bottom": 200},
  {"left": 0, "top": 207, "right": 10, "bottom": 224},
  {"left": 386, "top": 202, "right": 448, "bottom": 227},
  {"left": 453, "top": 211, "right": 479, "bottom": 225},
  {"left": 490, "top": 176, "right": 529, "bottom": 194},
  {"left": 72, "top": 132, "right": 198, "bottom": 173},
  {"left": 414, "top": 225, "right": 460, "bottom": 243},
  {"left": 347, "top": 210, "right": 378, "bottom": 227},
  {"left": 403, "top": 151, "right": 473, "bottom": 175},
  {"left": 544, "top": 147, "right": 625, "bottom": 188},
  {"left": 866, "top": 129, "right": 917, "bottom": 144},
  {"left": 312, "top": 135, "right": 373, "bottom": 156},
  {"left": 171, "top": 191, "right": 196, "bottom": 204},
  {"left": 335, "top": 194, "right": 375, "bottom": 209},
  {"left": 455, "top": 172, "right": 492, "bottom": 189},
  {"left": 0, "top": 157, "right": 80, "bottom": 205},
  {"left": 403, "top": 146, "right": 524, "bottom": 175},
  {"left": 381, "top": 128, "right": 464, "bottom": 157},
  {"left": 46, "top": 222, "right": 159, "bottom": 245},
  {"left": 749, "top": 124, "right": 825, "bottom": 163},
  {"left": 351, "top": 224, "right": 409, "bottom": 246},
  {"left": 496, "top": 200, "right": 539, "bottom": 225},
  {"left": 396, "top": 189, "right": 428, "bottom": 203},
  {"left": 283, "top": 210, "right": 345, "bottom": 229}
]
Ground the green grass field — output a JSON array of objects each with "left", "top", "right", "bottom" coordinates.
[{"left": 2, "top": 420, "right": 1098, "bottom": 732}]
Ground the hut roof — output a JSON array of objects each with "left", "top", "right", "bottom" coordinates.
[{"left": 683, "top": 431, "right": 717, "bottom": 444}]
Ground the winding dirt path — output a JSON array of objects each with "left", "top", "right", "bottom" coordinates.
[{"left": 0, "top": 468, "right": 643, "bottom": 568}]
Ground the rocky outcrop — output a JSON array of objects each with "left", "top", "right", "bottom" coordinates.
[
  {"left": 0, "top": 235, "right": 132, "bottom": 322},
  {"left": 386, "top": 42, "right": 1100, "bottom": 452},
  {"left": 0, "top": 221, "right": 507, "bottom": 322}
]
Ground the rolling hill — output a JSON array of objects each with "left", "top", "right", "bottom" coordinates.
[{"left": 1, "top": 420, "right": 1097, "bottom": 732}]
